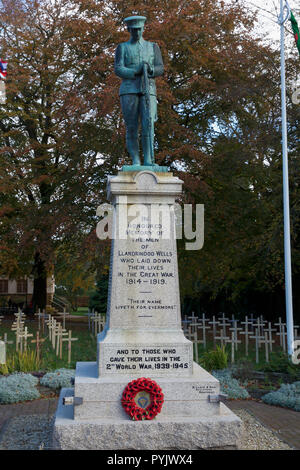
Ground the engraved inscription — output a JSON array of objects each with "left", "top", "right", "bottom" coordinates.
[{"left": 100, "top": 344, "right": 192, "bottom": 376}]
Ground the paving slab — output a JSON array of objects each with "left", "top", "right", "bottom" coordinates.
[{"left": 226, "top": 399, "right": 300, "bottom": 450}]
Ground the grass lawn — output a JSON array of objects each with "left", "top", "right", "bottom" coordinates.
[
  {"left": 1, "top": 319, "right": 299, "bottom": 380},
  {"left": 0, "top": 319, "right": 97, "bottom": 371},
  {"left": 70, "top": 307, "right": 89, "bottom": 316}
]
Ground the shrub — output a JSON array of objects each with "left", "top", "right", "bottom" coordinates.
[
  {"left": 212, "top": 369, "right": 250, "bottom": 399},
  {"left": 200, "top": 345, "right": 228, "bottom": 371},
  {"left": 262, "top": 382, "right": 300, "bottom": 411},
  {"left": 40, "top": 368, "right": 75, "bottom": 390},
  {"left": 0, "top": 372, "right": 40, "bottom": 404},
  {"left": 89, "top": 275, "right": 108, "bottom": 312},
  {"left": 231, "top": 360, "right": 255, "bottom": 382},
  {"left": 0, "top": 350, "right": 42, "bottom": 374},
  {"left": 258, "top": 351, "right": 300, "bottom": 378}
]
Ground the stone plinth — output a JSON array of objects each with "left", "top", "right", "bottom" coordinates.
[
  {"left": 52, "top": 170, "right": 243, "bottom": 450},
  {"left": 74, "top": 362, "right": 220, "bottom": 420},
  {"left": 98, "top": 171, "right": 192, "bottom": 378}
]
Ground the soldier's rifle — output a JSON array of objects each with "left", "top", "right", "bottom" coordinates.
[{"left": 143, "top": 62, "right": 154, "bottom": 164}]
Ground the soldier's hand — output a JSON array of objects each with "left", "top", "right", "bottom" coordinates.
[
  {"left": 134, "top": 62, "right": 153, "bottom": 77},
  {"left": 134, "top": 63, "right": 144, "bottom": 76}
]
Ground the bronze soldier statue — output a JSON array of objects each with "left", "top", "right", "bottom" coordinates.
[{"left": 114, "top": 16, "right": 164, "bottom": 167}]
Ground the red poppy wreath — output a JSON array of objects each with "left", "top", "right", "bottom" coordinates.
[{"left": 121, "top": 377, "right": 164, "bottom": 421}]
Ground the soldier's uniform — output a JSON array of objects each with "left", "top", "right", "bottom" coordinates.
[{"left": 114, "top": 16, "right": 164, "bottom": 165}]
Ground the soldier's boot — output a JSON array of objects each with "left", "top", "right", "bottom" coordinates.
[
  {"left": 142, "top": 134, "right": 153, "bottom": 166},
  {"left": 126, "top": 130, "right": 140, "bottom": 165}
]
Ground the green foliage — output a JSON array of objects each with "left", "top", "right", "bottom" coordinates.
[
  {"left": 212, "top": 369, "right": 250, "bottom": 399},
  {"left": 89, "top": 275, "right": 109, "bottom": 313},
  {"left": 262, "top": 382, "right": 300, "bottom": 411},
  {"left": 0, "top": 373, "right": 40, "bottom": 404},
  {"left": 200, "top": 345, "right": 228, "bottom": 371},
  {"left": 230, "top": 360, "right": 255, "bottom": 382},
  {"left": 0, "top": 350, "right": 42, "bottom": 375},
  {"left": 257, "top": 351, "right": 300, "bottom": 379},
  {"left": 40, "top": 368, "right": 76, "bottom": 390}
]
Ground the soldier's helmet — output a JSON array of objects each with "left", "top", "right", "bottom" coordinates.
[{"left": 124, "top": 16, "right": 147, "bottom": 29}]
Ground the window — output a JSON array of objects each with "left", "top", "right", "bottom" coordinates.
[
  {"left": 0, "top": 280, "right": 8, "bottom": 293},
  {"left": 17, "top": 279, "right": 27, "bottom": 294}
]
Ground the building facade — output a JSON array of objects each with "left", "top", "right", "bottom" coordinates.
[{"left": 0, "top": 275, "right": 55, "bottom": 309}]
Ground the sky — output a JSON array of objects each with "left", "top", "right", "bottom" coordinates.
[{"left": 236, "top": 0, "right": 298, "bottom": 46}]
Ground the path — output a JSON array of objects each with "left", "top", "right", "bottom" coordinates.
[
  {"left": 226, "top": 399, "right": 300, "bottom": 450},
  {"left": 0, "top": 397, "right": 58, "bottom": 443}
]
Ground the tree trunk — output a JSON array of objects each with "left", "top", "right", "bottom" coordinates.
[{"left": 32, "top": 251, "right": 47, "bottom": 311}]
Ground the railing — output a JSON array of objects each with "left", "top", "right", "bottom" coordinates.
[{"left": 51, "top": 294, "right": 71, "bottom": 312}]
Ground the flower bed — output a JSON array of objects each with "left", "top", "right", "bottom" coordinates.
[
  {"left": 262, "top": 382, "right": 300, "bottom": 411},
  {"left": 0, "top": 372, "right": 40, "bottom": 404},
  {"left": 212, "top": 369, "right": 250, "bottom": 399},
  {"left": 40, "top": 368, "right": 75, "bottom": 390}
]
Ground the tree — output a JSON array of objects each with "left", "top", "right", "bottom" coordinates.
[
  {"left": 1, "top": 0, "right": 298, "bottom": 319},
  {"left": 0, "top": 0, "right": 113, "bottom": 308}
]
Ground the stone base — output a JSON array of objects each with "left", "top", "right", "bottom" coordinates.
[
  {"left": 53, "top": 388, "right": 242, "bottom": 450},
  {"left": 74, "top": 362, "right": 220, "bottom": 420},
  {"left": 52, "top": 360, "right": 243, "bottom": 450},
  {"left": 121, "top": 165, "right": 169, "bottom": 173}
]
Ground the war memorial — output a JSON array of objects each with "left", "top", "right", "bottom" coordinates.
[{"left": 52, "top": 15, "right": 242, "bottom": 450}]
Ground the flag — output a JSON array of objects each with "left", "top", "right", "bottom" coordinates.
[
  {"left": 0, "top": 59, "right": 7, "bottom": 80},
  {"left": 290, "top": 11, "right": 300, "bottom": 56}
]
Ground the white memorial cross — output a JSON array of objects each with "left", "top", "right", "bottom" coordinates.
[
  {"left": 181, "top": 319, "right": 190, "bottom": 335},
  {"left": 186, "top": 325, "right": 199, "bottom": 364},
  {"left": 52, "top": 321, "right": 63, "bottom": 351},
  {"left": 11, "top": 319, "right": 25, "bottom": 352},
  {"left": 252, "top": 317, "right": 266, "bottom": 348},
  {"left": 56, "top": 309, "right": 70, "bottom": 330},
  {"left": 46, "top": 314, "right": 52, "bottom": 339},
  {"left": 214, "top": 329, "right": 230, "bottom": 347},
  {"left": 265, "top": 322, "right": 276, "bottom": 353},
  {"left": 185, "top": 312, "right": 197, "bottom": 334},
  {"left": 0, "top": 333, "right": 13, "bottom": 348},
  {"left": 55, "top": 323, "right": 68, "bottom": 358},
  {"left": 18, "top": 326, "right": 33, "bottom": 353},
  {"left": 15, "top": 309, "right": 26, "bottom": 322},
  {"left": 47, "top": 316, "right": 57, "bottom": 347},
  {"left": 181, "top": 315, "right": 191, "bottom": 334},
  {"left": 240, "top": 316, "right": 252, "bottom": 356},
  {"left": 198, "top": 314, "right": 210, "bottom": 349},
  {"left": 217, "top": 313, "right": 231, "bottom": 338},
  {"left": 62, "top": 330, "right": 78, "bottom": 364},
  {"left": 294, "top": 325, "right": 300, "bottom": 341},
  {"left": 246, "top": 314, "right": 256, "bottom": 334},
  {"left": 250, "top": 328, "right": 265, "bottom": 364},
  {"left": 275, "top": 317, "right": 287, "bottom": 351},
  {"left": 229, "top": 320, "right": 243, "bottom": 351},
  {"left": 188, "top": 312, "right": 197, "bottom": 323},
  {"left": 262, "top": 331, "right": 275, "bottom": 363},
  {"left": 208, "top": 316, "right": 219, "bottom": 348},
  {"left": 225, "top": 331, "right": 241, "bottom": 363},
  {"left": 91, "top": 314, "right": 105, "bottom": 336}
]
